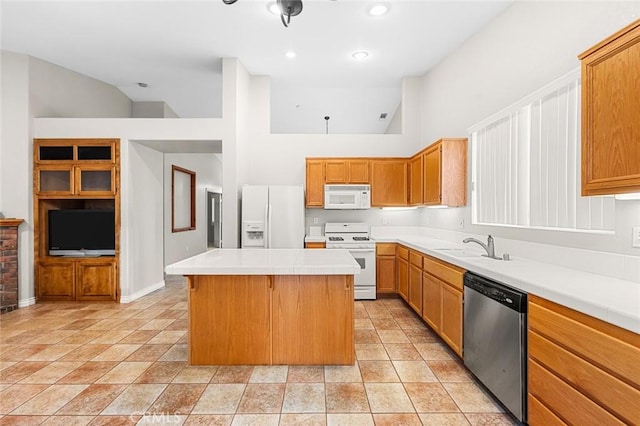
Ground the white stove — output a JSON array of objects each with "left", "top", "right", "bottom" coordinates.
[{"left": 325, "top": 223, "right": 376, "bottom": 300}]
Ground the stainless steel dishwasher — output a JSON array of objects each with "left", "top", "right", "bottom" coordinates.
[{"left": 463, "top": 272, "right": 527, "bottom": 423}]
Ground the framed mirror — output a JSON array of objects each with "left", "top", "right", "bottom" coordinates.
[{"left": 172, "top": 165, "right": 196, "bottom": 232}]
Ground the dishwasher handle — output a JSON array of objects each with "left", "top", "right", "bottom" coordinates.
[{"left": 464, "top": 272, "right": 527, "bottom": 313}]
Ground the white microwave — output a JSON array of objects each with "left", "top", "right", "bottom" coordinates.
[{"left": 324, "top": 184, "right": 371, "bottom": 209}]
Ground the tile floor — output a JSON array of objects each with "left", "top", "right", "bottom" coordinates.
[{"left": 0, "top": 277, "right": 516, "bottom": 425}]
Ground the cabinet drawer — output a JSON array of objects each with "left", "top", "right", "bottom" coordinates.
[
  {"left": 528, "top": 359, "right": 624, "bottom": 425},
  {"left": 409, "top": 251, "right": 422, "bottom": 268},
  {"left": 396, "top": 245, "right": 409, "bottom": 260},
  {"left": 528, "top": 394, "right": 566, "bottom": 426},
  {"left": 422, "top": 255, "right": 464, "bottom": 290},
  {"left": 529, "top": 330, "right": 640, "bottom": 424},
  {"left": 528, "top": 296, "right": 640, "bottom": 389},
  {"left": 376, "top": 243, "right": 395, "bottom": 256}
]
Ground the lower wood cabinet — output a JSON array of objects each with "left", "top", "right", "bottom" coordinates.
[
  {"left": 396, "top": 246, "right": 409, "bottom": 302},
  {"left": 408, "top": 251, "right": 423, "bottom": 313},
  {"left": 528, "top": 295, "right": 640, "bottom": 425},
  {"left": 421, "top": 273, "right": 441, "bottom": 333},
  {"left": 376, "top": 243, "right": 396, "bottom": 294},
  {"left": 440, "top": 282, "right": 463, "bottom": 355},
  {"left": 37, "top": 257, "right": 117, "bottom": 301}
]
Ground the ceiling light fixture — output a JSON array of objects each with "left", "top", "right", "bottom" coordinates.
[
  {"left": 352, "top": 50, "right": 369, "bottom": 60},
  {"left": 285, "top": 51, "right": 296, "bottom": 58},
  {"left": 368, "top": 4, "right": 389, "bottom": 16},
  {"left": 224, "top": 0, "right": 302, "bottom": 27},
  {"left": 136, "top": 82, "right": 148, "bottom": 88}
]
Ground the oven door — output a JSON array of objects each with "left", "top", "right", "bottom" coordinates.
[{"left": 347, "top": 248, "right": 376, "bottom": 300}]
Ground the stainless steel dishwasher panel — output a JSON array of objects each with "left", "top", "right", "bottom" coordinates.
[{"left": 463, "top": 274, "right": 527, "bottom": 423}]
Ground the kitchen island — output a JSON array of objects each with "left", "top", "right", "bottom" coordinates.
[{"left": 165, "top": 249, "right": 360, "bottom": 365}]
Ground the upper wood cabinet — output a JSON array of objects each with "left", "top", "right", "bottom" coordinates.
[
  {"left": 325, "top": 159, "right": 370, "bottom": 184},
  {"left": 305, "top": 159, "right": 324, "bottom": 207},
  {"left": 579, "top": 19, "right": 640, "bottom": 196},
  {"left": 408, "top": 154, "right": 423, "bottom": 205},
  {"left": 371, "top": 159, "right": 408, "bottom": 206},
  {"left": 423, "top": 138, "right": 467, "bottom": 207}
]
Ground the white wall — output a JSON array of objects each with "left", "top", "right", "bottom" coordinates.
[
  {"left": 163, "top": 153, "right": 223, "bottom": 265},
  {"left": 417, "top": 1, "right": 640, "bottom": 257}
]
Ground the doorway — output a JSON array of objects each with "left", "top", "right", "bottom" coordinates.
[{"left": 207, "top": 190, "right": 222, "bottom": 248}]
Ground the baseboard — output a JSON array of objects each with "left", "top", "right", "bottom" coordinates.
[
  {"left": 18, "top": 297, "right": 36, "bottom": 308},
  {"left": 119, "top": 280, "right": 165, "bottom": 303}
]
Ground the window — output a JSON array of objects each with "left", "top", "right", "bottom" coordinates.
[
  {"left": 470, "top": 69, "right": 614, "bottom": 233},
  {"left": 172, "top": 165, "right": 196, "bottom": 232}
]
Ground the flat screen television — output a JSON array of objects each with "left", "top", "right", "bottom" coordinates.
[{"left": 48, "top": 209, "right": 115, "bottom": 256}]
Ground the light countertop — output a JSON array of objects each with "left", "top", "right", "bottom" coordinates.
[
  {"left": 165, "top": 248, "right": 360, "bottom": 276},
  {"left": 304, "top": 236, "right": 326, "bottom": 243},
  {"left": 374, "top": 234, "right": 640, "bottom": 334}
]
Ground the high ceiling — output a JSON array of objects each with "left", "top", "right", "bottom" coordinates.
[{"left": 0, "top": 0, "right": 511, "bottom": 134}]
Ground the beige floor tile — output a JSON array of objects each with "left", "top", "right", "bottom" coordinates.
[
  {"left": 125, "top": 344, "right": 171, "bottom": 362},
  {"left": 149, "top": 383, "right": 206, "bottom": 415},
  {"left": 172, "top": 366, "right": 219, "bottom": 383},
  {"left": 159, "top": 344, "right": 188, "bottom": 361},
  {"left": 324, "top": 363, "right": 362, "bottom": 383},
  {"left": 191, "top": 383, "right": 246, "bottom": 414},
  {"left": 20, "top": 361, "right": 84, "bottom": 384},
  {"left": 0, "top": 415, "right": 49, "bottom": 425},
  {"left": 282, "top": 383, "right": 325, "bottom": 413},
  {"left": 326, "top": 413, "right": 373, "bottom": 425},
  {"left": 92, "top": 344, "right": 142, "bottom": 362},
  {"left": 111, "top": 319, "right": 152, "bottom": 331},
  {"left": 286, "top": 366, "right": 324, "bottom": 383},
  {"left": 138, "top": 319, "right": 175, "bottom": 331},
  {"left": 465, "top": 413, "right": 517, "bottom": 425},
  {"left": 373, "top": 413, "right": 423, "bottom": 425},
  {"left": 59, "top": 331, "right": 104, "bottom": 345},
  {"left": 58, "top": 344, "right": 111, "bottom": 362},
  {"left": 86, "top": 318, "right": 125, "bottom": 331},
  {"left": 364, "top": 383, "right": 413, "bottom": 413},
  {"left": 404, "top": 383, "right": 459, "bottom": 413},
  {"left": 147, "top": 330, "right": 186, "bottom": 345},
  {"left": 135, "top": 361, "right": 185, "bottom": 383},
  {"left": 355, "top": 344, "right": 389, "bottom": 361},
  {"left": 230, "top": 414, "right": 279, "bottom": 426},
  {"left": 10, "top": 384, "right": 88, "bottom": 415},
  {"left": 132, "top": 309, "right": 165, "bottom": 320},
  {"left": 58, "top": 319, "right": 100, "bottom": 330},
  {"left": 248, "top": 365, "right": 288, "bottom": 383},
  {"left": 279, "top": 413, "right": 326, "bottom": 425},
  {"left": 1, "top": 361, "right": 50, "bottom": 384},
  {"left": 384, "top": 344, "right": 422, "bottom": 361},
  {"left": 96, "top": 361, "right": 152, "bottom": 384},
  {"left": 442, "top": 382, "right": 504, "bottom": 413},
  {"left": 376, "top": 329, "right": 410, "bottom": 344},
  {"left": 1, "top": 344, "right": 49, "bottom": 362},
  {"left": 89, "top": 330, "right": 135, "bottom": 345},
  {"left": 212, "top": 366, "right": 254, "bottom": 384},
  {"left": 166, "top": 318, "right": 188, "bottom": 330},
  {"left": 56, "top": 383, "right": 127, "bottom": 415},
  {"left": 25, "top": 345, "right": 80, "bottom": 362},
  {"left": 28, "top": 331, "right": 76, "bottom": 345},
  {"left": 427, "top": 360, "right": 473, "bottom": 382},
  {"left": 101, "top": 383, "right": 167, "bottom": 415},
  {"left": 370, "top": 318, "right": 400, "bottom": 330},
  {"left": 392, "top": 360, "right": 438, "bottom": 383},
  {"left": 395, "top": 317, "right": 428, "bottom": 330},
  {"left": 414, "top": 343, "right": 456, "bottom": 361},
  {"left": 184, "top": 414, "right": 233, "bottom": 425},
  {"left": 138, "top": 414, "right": 188, "bottom": 424},
  {"left": 358, "top": 360, "right": 399, "bottom": 382},
  {"left": 236, "top": 383, "right": 285, "bottom": 413},
  {"left": 354, "top": 319, "right": 374, "bottom": 329},
  {"left": 354, "top": 329, "right": 381, "bottom": 344},
  {"left": 57, "top": 361, "right": 117, "bottom": 384},
  {"left": 41, "top": 415, "right": 94, "bottom": 425},
  {"left": 325, "top": 382, "right": 369, "bottom": 413},
  {"left": 0, "top": 383, "right": 49, "bottom": 414},
  {"left": 117, "top": 330, "right": 161, "bottom": 344},
  {"left": 418, "top": 413, "right": 470, "bottom": 426},
  {"left": 0, "top": 361, "right": 18, "bottom": 372}
]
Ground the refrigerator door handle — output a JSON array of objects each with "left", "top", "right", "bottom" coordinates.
[
  {"left": 267, "top": 204, "right": 273, "bottom": 248},
  {"left": 263, "top": 203, "right": 269, "bottom": 248}
]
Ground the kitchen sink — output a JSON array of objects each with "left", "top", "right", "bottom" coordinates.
[{"left": 433, "top": 248, "right": 482, "bottom": 258}]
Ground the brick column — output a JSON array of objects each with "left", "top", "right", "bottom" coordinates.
[{"left": 0, "top": 219, "right": 24, "bottom": 314}]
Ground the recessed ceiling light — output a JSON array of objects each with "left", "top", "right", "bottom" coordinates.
[
  {"left": 268, "top": 2, "right": 280, "bottom": 15},
  {"left": 368, "top": 4, "right": 388, "bottom": 16},
  {"left": 286, "top": 51, "right": 296, "bottom": 58},
  {"left": 137, "top": 82, "right": 148, "bottom": 88},
  {"left": 352, "top": 50, "right": 369, "bottom": 60}
]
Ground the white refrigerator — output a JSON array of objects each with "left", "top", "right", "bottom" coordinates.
[{"left": 241, "top": 185, "right": 305, "bottom": 248}]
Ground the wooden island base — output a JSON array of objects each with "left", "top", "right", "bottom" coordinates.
[{"left": 187, "top": 274, "right": 355, "bottom": 365}]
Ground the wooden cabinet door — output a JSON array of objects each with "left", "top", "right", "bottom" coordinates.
[
  {"left": 189, "top": 275, "right": 271, "bottom": 365},
  {"left": 305, "top": 242, "right": 326, "bottom": 249},
  {"left": 396, "top": 257, "right": 409, "bottom": 302},
  {"left": 272, "top": 275, "right": 354, "bottom": 365},
  {"left": 37, "top": 260, "right": 75, "bottom": 300},
  {"left": 325, "top": 160, "right": 347, "bottom": 183},
  {"left": 371, "top": 159, "right": 408, "bottom": 206},
  {"left": 348, "top": 160, "right": 370, "bottom": 183},
  {"left": 580, "top": 19, "right": 640, "bottom": 196},
  {"left": 408, "top": 263, "right": 423, "bottom": 314},
  {"left": 408, "top": 154, "right": 423, "bottom": 205},
  {"left": 422, "top": 273, "right": 441, "bottom": 333},
  {"left": 75, "top": 165, "right": 116, "bottom": 196},
  {"left": 376, "top": 255, "right": 396, "bottom": 294},
  {"left": 440, "top": 282, "right": 463, "bottom": 356},
  {"left": 35, "top": 165, "right": 74, "bottom": 196},
  {"left": 423, "top": 143, "right": 442, "bottom": 205},
  {"left": 76, "top": 259, "right": 117, "bottom": 301},
  {"left": 305, "top": 159, "right": 324, "bottom": 207}
]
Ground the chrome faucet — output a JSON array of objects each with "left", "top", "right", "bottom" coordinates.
[{"left": 463, "top": 235, "right": 500, "bottom": 259}]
